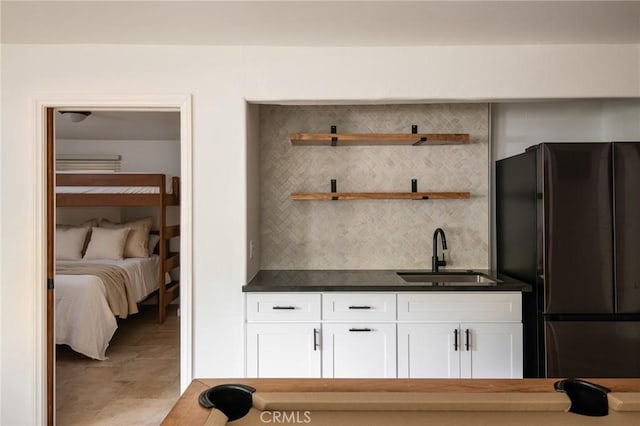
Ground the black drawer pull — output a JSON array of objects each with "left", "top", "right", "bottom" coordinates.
[
  {"left": 349, "top": 328, "right": 372, "bottom": 332},
  {"left": 348, "top": 306, "right": 372, "bottom": 310},
  {"left": 454, "top": 329, "right": 459, "bottom": 351},
  {"left": 272, "top": 306, "right": 296, "bottom": 310},
  {"left": 465, "top": 329, "right": 470, "bottom": 351},
  {"left": 313, "top": 328, "right": 320, "bottom": 351}
]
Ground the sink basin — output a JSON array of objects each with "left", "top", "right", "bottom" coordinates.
[{"left": 397, "top": 271, "right": 499, "bottom": 286}]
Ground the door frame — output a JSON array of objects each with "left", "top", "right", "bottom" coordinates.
[{"left": 35, "top": 95, "right": 193, "bottom": 425}]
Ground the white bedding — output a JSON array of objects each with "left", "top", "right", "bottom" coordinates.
[
  {"left": 55, "top": 256, "right": 161, "bottom": 360},
  {"left": 56, "top": 186, "right": 160, "bottom": 194}
]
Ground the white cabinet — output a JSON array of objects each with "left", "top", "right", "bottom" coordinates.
[
  {"left": 246, "top": 293, "right": 321, "bottom": 322},
  {"left": 322, "top": 323, "right": 396, "bottom": 378},
  {"left": 397, "top": 292, "right": 521, "bottom": 322},
  {"left": 321, "top": 294, "right": 397, "bottom": 378},
  {"left": 460, "top": 322, "right": 523, "bottom": 379},
  {"left": 397, "top": 292, "right": 522, "bottom": 379},
  {"left": 246, "top": 291, "right": 522, "bottom": 379},
  {"left": 323, "top": 293, "right": 396, "bottom": 321},
  {"left": 246, "top": 323, "right": 321, "bottom": 378},
  {"left": 397, "top": 323, "right": 460, "bottom": 378},
  {"left": 246, "top": 293, "right": 321, "bottom": 378},
  {"left": 398, "top": 322, "right": 523, "bottom": 379}
]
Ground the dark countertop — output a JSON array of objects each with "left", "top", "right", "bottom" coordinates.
[{"left": 243, "top": 269, "right": 531, "bottom": 292}]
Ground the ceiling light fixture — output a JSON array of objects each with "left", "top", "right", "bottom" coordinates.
[{"left": 58, "top": 111, "right": 92, "bottom": 123}]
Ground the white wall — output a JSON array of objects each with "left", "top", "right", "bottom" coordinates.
[
  {"left": 0, "top": 9, "right": 3, "bottom": 422},
  {"left": 246, "top": 104, "right": 261, "bottom": 281},
  {"left": 1, "top": 43, "right": 640, "bottom": 425},
  {"left": 243, "top": 45, "right": 640, "bottom": 102},
  {"left": 602, "top": 99, "right": 640, "bottom": 140},
  {"left": 56, "top": 138, "right": 181, "bottom": 176},
  {"left": 492, "top": 99, "right": 640, "bottom": 160},
  {"left": 1, "top": 44, "right": 246, "bottom": 425}
]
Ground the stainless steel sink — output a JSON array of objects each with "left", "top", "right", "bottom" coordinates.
[{"left": 396, "top": 271, "right": 499, "bottom": 286}]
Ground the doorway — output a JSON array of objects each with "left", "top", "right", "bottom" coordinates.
[{"left": 41, "top": 98, "right": 193, "bottom": 425}]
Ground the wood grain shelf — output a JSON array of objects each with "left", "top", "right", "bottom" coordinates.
[
  {"left": 290, "top": 192, "right": 471, "bottom": 201},
  {"left": 290, "top": 132, "right": 470, "bottom": 146}
]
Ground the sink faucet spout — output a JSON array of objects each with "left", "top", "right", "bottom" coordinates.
[{"left": 432, "top": 228, "right": 447, "bottom": 272}]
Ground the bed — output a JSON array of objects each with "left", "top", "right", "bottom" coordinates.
[
  {"left": 55, "top": 256, "right": 163, "bottom": 360},
  {"left": 56, "top": 173, "right": 180, "bottom": 324},
  {"left": 54, "top": 173, "right": 180, "bottom": 359}
]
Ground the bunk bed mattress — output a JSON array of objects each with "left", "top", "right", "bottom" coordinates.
[
  {"left": 55, "top": 255, "right": 162, "bottom": 360},
  {"left": 56, "top": 186, "right": 161, "bottom": 194}
]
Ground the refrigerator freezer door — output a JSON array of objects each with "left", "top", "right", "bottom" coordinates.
[
  {"left": 543, "top": 144, "right": 614, "bottom": 314},
  {"left": 545, "top": 321, "right": 640, "bottom": 378},
  {"left": 613, "top": 142, "right": 640, "bottom": 314}
]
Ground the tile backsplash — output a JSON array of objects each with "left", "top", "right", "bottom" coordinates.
[{"left": 259, "top": 104, "right": 488, "bottom": 269}]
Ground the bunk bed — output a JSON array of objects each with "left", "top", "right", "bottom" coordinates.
[{"left": 55, "top": 173, "right": 180, "bottom": 334}]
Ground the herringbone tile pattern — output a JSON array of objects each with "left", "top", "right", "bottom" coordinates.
[{"left": 260, "top": 104, "right": 489, "bottom": 269}]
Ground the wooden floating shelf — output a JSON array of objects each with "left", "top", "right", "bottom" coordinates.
[
  {"left": 291, "top": 192, "right": 471, "bottom": 201},
  {"left": 290, "top": 132, "right": 470, "bottom": 146}
]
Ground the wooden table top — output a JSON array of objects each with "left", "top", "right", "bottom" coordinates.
[{"left": 161, "top": 378, "right": 640, "bottom": 425}]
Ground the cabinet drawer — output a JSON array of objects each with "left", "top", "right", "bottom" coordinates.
[
  {"left": 247, "top": 293, "right": 321, "bottom": 321},
  {"left": 397, "top": 292, "right": 521, "bottom": 322},
  {"left": 323, "top": 293, "right": 396, "bottom": 321}
]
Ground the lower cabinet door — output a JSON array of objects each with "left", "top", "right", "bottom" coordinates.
[
  {"left": 397, "top": 324, "right": 461, "bottom": 378},
  {"left": 322, "top": 323, "right": 396, "bottom": 378},
  {"left": 246, "top": 323, "right": 321, "bottom": 378},
  {"left": 460, "top": 323, "right": 523, "bottom": 379}
]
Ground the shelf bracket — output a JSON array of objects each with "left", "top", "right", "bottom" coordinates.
[
  {"left": 411, "top": 124, "right": 427, "bottom": 145},
  {"left": 330, "top": 125, "right": 337, "bottom": 147},
  {"left": 331, "top": 179, "right": 337, "bottom": 200}
]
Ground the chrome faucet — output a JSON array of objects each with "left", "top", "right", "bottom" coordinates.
[{"left": 432, "top": 228, "right": 447, "bottom": 272}]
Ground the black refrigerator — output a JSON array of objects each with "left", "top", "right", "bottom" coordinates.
[{"left": 496, "top": 142, "right": 640, "bottom": 378}]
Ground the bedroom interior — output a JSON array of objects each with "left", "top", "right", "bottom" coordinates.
[{"left": 52, "top": 110, "right": 182, "bottom": 423}]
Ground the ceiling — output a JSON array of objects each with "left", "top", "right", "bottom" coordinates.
[
  {"left": 2, "top": 1, "right": 640, "bottom": 46},
  {"left": 55, "top": 110, "right": 181, "bottom": 140},
  {"left": 10, "top": 1, "right": 640, "bottom": 139}
]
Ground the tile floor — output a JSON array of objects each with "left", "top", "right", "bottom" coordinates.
[{"left": 56, "top": 304, "right": 180, "bottom": 425}]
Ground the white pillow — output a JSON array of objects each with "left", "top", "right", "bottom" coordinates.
[
  {"left": 56, "top": 227, "right": 90, "bottom": 260},
  {"left": 57, "top": 219, "right": 101, "bottom": 254},
  {"left": 100, "top": 217, "right": 153, "bottom": 258},
  {"left": 83, "top": 227, "right": 130, "bottom": 260}
]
